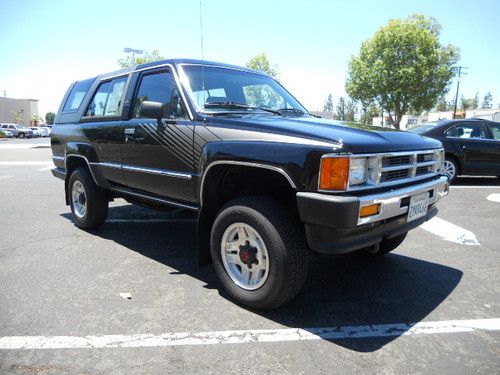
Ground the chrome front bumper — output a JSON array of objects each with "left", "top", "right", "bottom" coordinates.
[{"left": 357, "top": 175, "right": 449, "bottom": 225}]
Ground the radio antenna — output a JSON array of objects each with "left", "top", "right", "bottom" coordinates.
[{"left": 199, "top": 0, "right": 206, "bottom": 103}]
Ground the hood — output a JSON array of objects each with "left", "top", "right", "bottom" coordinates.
[{"left": 207, "top": 115, "right": 442, "bottom": 153}]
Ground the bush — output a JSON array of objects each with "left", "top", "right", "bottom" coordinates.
[{"left": 0, "top": 131, "right": 6, "bottom": 138}]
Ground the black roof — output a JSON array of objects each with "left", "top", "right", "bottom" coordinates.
[{"left": 94, "top": 59, "right": 263, "bottom": 82}]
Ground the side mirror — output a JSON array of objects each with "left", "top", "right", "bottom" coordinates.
[{"left": 139, "top": 101, "right": 163, "bottom": 119}]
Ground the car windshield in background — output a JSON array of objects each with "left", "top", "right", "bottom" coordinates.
[
  {"left": 181, "top": 65, "right": 307, "bottom": 115},
  {"left": 408, "top": 123, "right": 439, "bottom": 134}
]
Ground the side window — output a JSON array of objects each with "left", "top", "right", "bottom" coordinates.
[
  {"left": 85, "top": 77, "right": 127, "bottom": 118},
  {"left": 62, "top": 78, "right": 94, "bottom": 113},
  {"left": 487, "top": 123, "right": 500, "bottom": 140},
  {"left": 9, "top": 125, "right": 15, "bottom": 129},
  {"left": 445, "top": 123, "right": 487, "bottom": 139},
  {"left": 133, "top": 71, "right": 187, "bottom": 119}
]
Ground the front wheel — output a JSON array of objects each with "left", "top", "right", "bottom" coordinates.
[
  {"left": 68, "top": 167, "right": 108, "bottom": 229},
  {"left": 210, "top": 196, "right": 308, "bottom": 310},
  {"left": 443, "top": 157, "right": 459, "bottom": 182},
  {"left": 18, "top": 132, "right": 25, "bottom": 139}
]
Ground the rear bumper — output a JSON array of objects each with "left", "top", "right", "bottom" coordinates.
[
  {"left": 297, "top": 176, "right": 449, "bottom": 254},
  {"left": 51, "top": 167, "right": 66, "bottom": 180}
]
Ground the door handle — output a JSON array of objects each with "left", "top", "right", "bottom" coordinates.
[{"left": 125, "top": 128, "right": 135, "bottom": 135}]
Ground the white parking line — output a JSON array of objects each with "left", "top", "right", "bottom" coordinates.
[
  {"left": 487, "top": 193, "right": 500, "bottom": 203},
  {"left": 450, "top": 186, "right": 499, "bottom": 189},
  {"left": 0, "top": 144, "right": 50, "bottom": 149},
  {"left": 0, "top": 161, "right": 52, "bottom": 166},
  {"left": 419, "top": 217, "right": 480, "bottom": 246},
  {"left": 37, "top": 166, "right": 53, "bottom": 171},
  {"left": 0, "top": 318, "right": 498, "bottom": 350}
]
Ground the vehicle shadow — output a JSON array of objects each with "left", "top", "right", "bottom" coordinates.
[
  {"left": 61, "top": 205, "right": 462, "bottom": 352},
  {"left": 453, "top": 176, "right": 499, "bottom": 186}
]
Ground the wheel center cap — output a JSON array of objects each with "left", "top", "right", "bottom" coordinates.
[
  {"left": 78, "top": 193, "right": 86, "bottom": 205},
  {"left": 239, "top": 241, "right": 258, "bottom": 268}
]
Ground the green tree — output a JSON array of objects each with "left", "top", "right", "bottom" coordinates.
[
  {"left": 335, "top": 97, "right": 346, "bottom": 121},
  {"left": 434, "top": 95, "right": 449, "bottom": 111},
  {"left": 359, "top": 101, "right": 379, "bottom": 124},
  {"left": 346, "top": 14, "right": 459, "bottom": 129},
  {"left": 245, "top": 53, "right": 279, "bottom": 78},
  {"left": 45, "top": 112, "right": 56, "bottom": 125},
  {"left": 481, "top": 92, "right": 493, "bottom": 109},
  {"left": 323, "top": 94, "right": 334, "bottom": 112},
  {"left": 471, "top": 92, "right": 479, "bottom": 109},
  {"left": 345, "top": 99, "right": 357, "bottom": 122},
  {"left": 460, "top": 95, "right": 474, "bottom": 111},
  {"left": 117, "top": 50, "right": 164, "bottom": 68}
]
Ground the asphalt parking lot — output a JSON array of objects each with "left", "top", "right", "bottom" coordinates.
[{"left": 0, "top": 141, "right": 499, "bottom": 374}]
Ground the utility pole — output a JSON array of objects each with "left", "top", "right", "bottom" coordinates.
[{"left": 453, "top": 66, "right": 468, "bottom": 119}]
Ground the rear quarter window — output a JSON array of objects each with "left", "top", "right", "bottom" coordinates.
[{"left": 62, "top": 78, "right": 94, "bottom": 113}]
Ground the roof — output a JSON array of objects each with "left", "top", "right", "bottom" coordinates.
[{"left": 94, "top": 59, "right": 263, "bottom": 82}]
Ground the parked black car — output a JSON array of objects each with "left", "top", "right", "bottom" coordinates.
[
  {"left": 409, "top": 119, "right": 500, "bottom": 181},
  {"left": 51, "top": 59, "right": 449, "bottom": 309}
]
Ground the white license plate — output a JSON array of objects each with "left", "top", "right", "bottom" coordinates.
[{"left": 407, "top": 192, "right": 430, "bottom": 222}]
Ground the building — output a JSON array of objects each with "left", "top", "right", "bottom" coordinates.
[{"left": 0, "top": 97, "right": 39, "bottom": 126}]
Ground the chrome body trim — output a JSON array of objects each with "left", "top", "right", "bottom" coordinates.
[
  {"left": 111, "top": 187, "right": 198, "bottom": 211},
  {"left": 357, "top": 175, "right": 449, "bottom": 225},
  {"left": 52, "top": 155, "right": 65, "bottom": 161},
  {"left": 64, "top": 154, "right": 100, "bottom": 186},
  {"left": 318, "top": 148, "right": 444, "bottom": 193},
  {"left": 93, "top": 162, "right": 193, "bottom": 179},
  {"left": 199, "top": 161, "right": 297, "bottom": 206}
]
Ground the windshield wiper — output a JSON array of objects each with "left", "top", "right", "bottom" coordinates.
[
  {"left": 204, "top": 101, "right": 281, "bottom": 115},
  {"left": 276, "top": 108, "right": 306, "bottom": 116}
]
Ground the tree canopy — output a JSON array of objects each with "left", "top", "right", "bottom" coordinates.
[
  {"left": 346, "top": 14, "right": 459, "bottom": 129},
  {"left": 45, "top": 112, "right": 56, "bottom": 125},
  {"left": 117, "top": 50, "right": 164, "bottom": 68},
  {"left": 245, "top": 53, "right": 279, "bottom": 78},
  {"left": 323, "top": 94, "right": 334, "bottom": 112}
]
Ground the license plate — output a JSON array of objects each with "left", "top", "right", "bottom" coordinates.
[{"left": 407, "top": 192, "right": 429, "bottom": 222}]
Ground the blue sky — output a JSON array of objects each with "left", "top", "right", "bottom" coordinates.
[{"left": 1, "top": 0, "right": 499, "bottom": 116}]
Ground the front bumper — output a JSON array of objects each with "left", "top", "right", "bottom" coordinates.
[{"left": 297, "top": 176, "right": 449, "bottom": 254}]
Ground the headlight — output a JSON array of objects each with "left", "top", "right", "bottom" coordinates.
[
  {"left": 349, "top": 158, "right": 368, "bottom": 185},
  {"left": 436, "top": 150, "right": 445, "bottom": 173}
]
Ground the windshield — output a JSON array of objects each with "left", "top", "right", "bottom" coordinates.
[
  {"left": 408, "top": 123, "right": 439, "bottom": 134},
  {"left": 181, "top": 65, "right": 307, "bottom": 115}
]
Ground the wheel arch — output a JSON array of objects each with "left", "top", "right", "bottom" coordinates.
[{"left": 197, "top": 162, "right": 298, "bottom": 266}]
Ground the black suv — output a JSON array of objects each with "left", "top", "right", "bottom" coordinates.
[{"left": 51, "top": 59, "right": 449, "bottom": 309}]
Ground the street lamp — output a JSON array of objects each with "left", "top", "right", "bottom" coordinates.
[{"left": 123, "top": 47, "right": 144, "bottom": 63}]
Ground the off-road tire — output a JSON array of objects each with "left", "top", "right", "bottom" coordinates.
[
  {"left": 68, "top": 167, "right": 108, "bottom": 229},
  {"left": 210, "top": 196, "right": 308, "bottom": 310}
]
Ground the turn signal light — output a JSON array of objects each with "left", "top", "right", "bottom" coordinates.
[
  {"left": 359, "top": 204, "right": 381, "bottom": 218},
  {"left": 319, "top": 157, "right": 349, "bottom": 190}
]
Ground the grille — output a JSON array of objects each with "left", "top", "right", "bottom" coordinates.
[{"left": 344, "top": 149, "right": 442, "bottom": 192}]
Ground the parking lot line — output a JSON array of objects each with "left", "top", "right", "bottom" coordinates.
[
  {"left": 0, "top": 318, "right": 498, "bottom": 350},
  {"left": 487, "top": 194, "right": 500, "bottom": 203},
  {"left": 419, "top": 217, "right": 480, "bottom": 245},
  {"left": 0, "top": 161, "right": 52, "bottom": 165},
  {"left": 450, "top": 186, "right": 500, "bottom": 189}
]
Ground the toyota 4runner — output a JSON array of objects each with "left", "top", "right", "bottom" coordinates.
[{"left": 51, "top": 59, "right": 449, "bottom": 309}]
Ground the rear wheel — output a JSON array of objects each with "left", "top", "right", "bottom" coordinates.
[
  {"left": 18, "top": 132, "right": 25, "bottom": 139},
  {"left": 210, "top": 196, "right": 308, "bottom": 310},
  {"left": 68, "top": 167, "right": 108, "bottom": 229}
]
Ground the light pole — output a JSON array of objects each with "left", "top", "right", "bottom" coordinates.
[
  {"left": 452, "top": 66, "right": 468, "bottom": 119},
  {"left": 123, "top": 47, "right": 144, "bottom": 64}
]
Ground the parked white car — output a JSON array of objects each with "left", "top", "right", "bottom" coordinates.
[
  {"left": 40, "top": 127, "right": 51, "bottom": 137},
  {"left": 0, "top": 129, "right": 14, "bottom": 138},
  {"left": 30, "top": 127, "right": 44, "bottom": 138}
]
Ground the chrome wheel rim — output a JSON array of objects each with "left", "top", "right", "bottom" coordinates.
[
  {"left": 220, "top": 223, "right": 269, "bottom": 290},
  {"left": 443, "top": 160, "right": 456, "bottom": 180},
  {"left": 71, "top": 180, "right": 87, "bottom": 218}
]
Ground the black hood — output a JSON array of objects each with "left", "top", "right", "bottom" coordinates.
[{"left": 207, "top": 115, "right": 442, "bottom": 153}]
